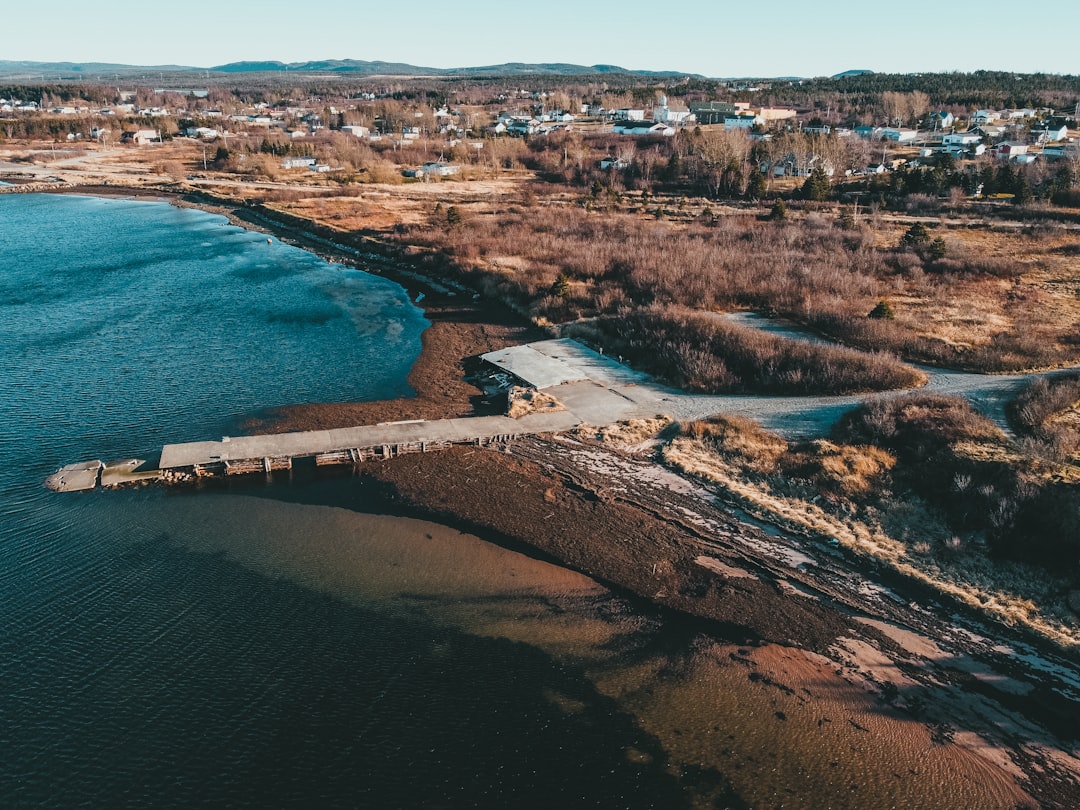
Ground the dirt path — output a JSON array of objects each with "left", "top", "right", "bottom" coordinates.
[{"left": 717, "top": 311, "right": 1080, "bottom": 436}]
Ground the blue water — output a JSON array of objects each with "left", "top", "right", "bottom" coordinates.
[{"left": 0, "top": 196, "right": 702, "bottom": 809}]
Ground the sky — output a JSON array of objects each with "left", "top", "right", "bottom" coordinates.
[{"left": 6, "top": 0, "right": 1078, "bottom": 78}]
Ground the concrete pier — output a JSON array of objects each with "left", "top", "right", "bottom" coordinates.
[
  {"left": 158, "top": 411, "right": 581, "bottom": 478},
  {"left": 45, "top": 461, "right": 103, "bottom": 492},
  {"left": 46, "top": 338, "right": 670, "bottom": 491}
]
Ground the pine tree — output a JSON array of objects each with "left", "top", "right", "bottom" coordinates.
[
  {"left": 746, "top": 170, "right": 767, "bottom": 201},
  {"left": 900, "top": 222, "right": 931, "bottom": 250},
  {"left": 550, "top": 273, "right": 571, "bottom": 298},
  {"left": 800, "top": 166, "right": 831, "bottom": 201},
  {"left": 868, "top": 300, "right": 895, "bottom": 320}
]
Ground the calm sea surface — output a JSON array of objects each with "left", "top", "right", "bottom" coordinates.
[{"left": 0, "top": 195, "right": 998, "bottom": 810}]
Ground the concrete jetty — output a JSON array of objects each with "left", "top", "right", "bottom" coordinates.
[
  {"left": 46, "top": 338, "right": 667, "bottom": 491},
  {"left": 158, "top": 411, "right": 580, "bottom": 478},
  {"left": 45, "top": 461, "right": 104, "bottom": 492}
]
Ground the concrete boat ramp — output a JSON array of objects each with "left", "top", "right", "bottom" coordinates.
[{"left": 46, "top": 339, "right": 661, "bottom": 492}]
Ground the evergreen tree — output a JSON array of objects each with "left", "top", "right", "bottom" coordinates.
[
  {"left": 746, "top": 170, "right": 767, "bottom": 201},
  {"left": 900, "top": 222, "right": 931, "bottom": 250},
  {"left": 550, "top": 272, "right": 571, "bottom": 298},
  {"left": 868, "top": 300, "right": 895, "bottom": 320},
  {"left": 800, "top": 166, "right": 831, "bottom": 201},
  {"left": 770, "top": 199, "right": 787, "bottom": 221},
  {"left": 1013, "top": 176, "right": 1033, "bottom": 206}
]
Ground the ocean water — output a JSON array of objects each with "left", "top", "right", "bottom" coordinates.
[
  {"left": 0, "top": 195, "right": 697, "bottom": 808},
  {"left": 0, "top": 195, "right": 1010, "bottom": 810}
]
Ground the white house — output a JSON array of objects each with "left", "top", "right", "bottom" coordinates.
[
  {"left": 652, "top": 95, "right": 692, "bottom": 125},
  {"left": 420, "top": 161, "right": 461, "bottom": 177},
  {"left": 996, "top": 142, "right": 1029, "bottom": 160},
  {"left": 931, "top": 111, "right": 955, "bottom": 129},
  {"left": 724, "top": 115, "right": 762, "bottom": 130},
  {"left": 282, "top": 156, "right": 317, "bottom": 169},
  {"left": 943, "top": 132, "right": 981, "bottom": 148},
  {"left": 599, "top": 156, "right": 629, "bottom": 170},
  {"left": 613, "top": 121, "right": 675, "bottom": 136},
  {"left": 1032, "top": 123, "right": 1069, "bottom": 143},
  {"left": 341, "top": 125, "right": 370, "bottom": 138},
  {"left": 879, "top": 128, "right": 919, "bottom": 143},
  {"left": 615, "top": 108, "right": 646, "bottom": 121},
  {"left": 124, "top": 129, "right": 160, "bottom": 146},
  {"left": 972, "top": 110, "right": 999, "bottom": 125},
  {"left": 973, "top": 124, "right": 1008, "bottom": 142},
  {"left": 184, "top": 126, "right": 219, "bottom": 140}
]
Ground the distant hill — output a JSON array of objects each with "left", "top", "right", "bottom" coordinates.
[
  {"left": 0, "top": 61, "right": 200, "bottom": 79},
  {"left": 0, "top": 58, "right": 702, "bottom": 81},
  {"left": 832, "top": 69, "right": 874, "bottom": 78},
  {"left": 209, "top": 59, "right": 702, "bottom": 78}
]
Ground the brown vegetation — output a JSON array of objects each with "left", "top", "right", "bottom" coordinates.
[
  {"left": 388, "top": 202, "right": 1079, "bottom": 375},
  {"left": 564, "top": 309, "right": 923, "bottom": 395},
  {"left": 665, "top": 403, "right": 1080, "bottom": 648},
  {"left": 1010, "top": 372, "right": 1080, "bottom": 461}
]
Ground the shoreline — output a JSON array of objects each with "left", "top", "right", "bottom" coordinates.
[
  {"left": 37, "top": 182, "right": 1080, "bottom": 805},
  {"left": 50, "top": 183, "right": 550, "bottom": 431}
]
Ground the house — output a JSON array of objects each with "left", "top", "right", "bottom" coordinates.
[
  {"left": 943, "top": 132, "right": 981, "bottom": 147},
  {"left": 723, "top": 115, "right": 762, "bottom": 130},
  {"left": 854, "top": 125, "right": 882, "bottom": 139},
  {"left": 184, "top": 127, "right": 219, "bottom": 140},
  {"left": 942, "top": 132, "right": 982, "bottom": 155},
  {"left": 689, "top": 101, "right": 740, "bottom": 125},
  {"left": 614, "top": 108, "right": 646, "bottom": 121},
  {"left": 767, "top": 153, "right": 834, "bottom": 178},
  {"left": 122, "top": 129, "right": 160, "bottom": 146},
  {"left": 803, "top": 124, "right": 831, "bottom": 135},
  {"left": 1032, "top": 123, "right": 1069, "bottom": 143},
  {"left": 759, "top": 107, "right": 797, "bottom": 122},
  {"left": 1042, "top": 145, "right": 1075, "bottom": 160},
  {"left": 506, "top": 118, "right": 542, "bottom": 136},
  {"left": 341, "top": 125, "right": 370, "bottom": 138},
  {"left": 420, "top": 161, "right": 461, "bottom": 177},
  {"left": 973, "top": 124, "right": 1008, "bottom": 142},
  {"left": 599, "top": 156, "right": 629, "bottom": 170},
  {"left": 972, "top": 110, "right": 998, "bottom": 125},
  {"left": 613, "top": 121, "right": 675, "bottom": 136},
  {"left": 879, "top": 128, "right": 919, "bottom": 143},
  {"left": 931, "top": 111, "right": 955, "bottom": 129},
  {"left": 652, "top": 95, "right": 692, "bottom": 125},
  {"left": 996, "top": 142, "right": 1029, "bottom": 160},
  {"left": 282, "top": 156, "right": 317, "bottom": 169}
]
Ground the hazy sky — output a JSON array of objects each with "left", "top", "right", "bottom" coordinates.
[{"left": 7, "top": 0, "right": 1078, "bottom": 77}]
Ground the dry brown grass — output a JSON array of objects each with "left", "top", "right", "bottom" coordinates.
[
  {"left": 507, "top": 387, "right": 564, "bottom": 419},
  {"left": 664, "top": 418, "right": 1080, "bottom": 650},
  {"left": 576, "top": 416, "right": 673, "bottom": 450}
]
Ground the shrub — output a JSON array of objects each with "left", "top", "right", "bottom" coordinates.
[
  {"left": 868, "top": 300, "right": 895, "bottom": 320},
  {"left": 565, "top": 309, "right": 924, "bottom": 396}
]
